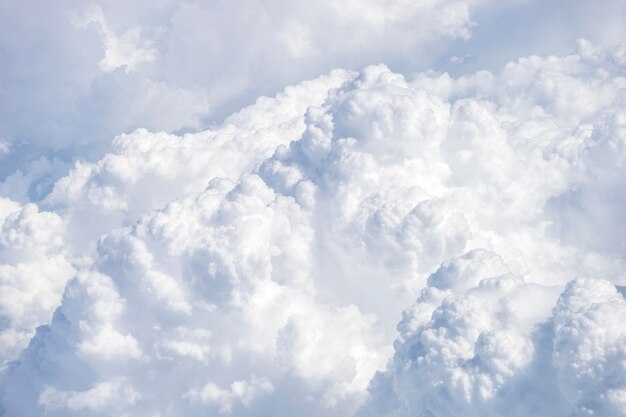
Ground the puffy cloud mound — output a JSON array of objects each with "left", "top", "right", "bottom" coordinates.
[
  {"left": 0, "top": 198, "right": 74, "bottom": 361},
  {"left": 0, "top": 0, "right": 503, "bottom": 176},
  {"left": 361, "top": 258, "right": 626, "bottom": 417},
  {"left": 552, "top": 279, "right": 626, "bottom": 416},
  {"left": 0, "top": 69, "right": 352, "bottom": 367},
  {"left": 2, "top": 41, "right": 626, "bottom": 417},
  {"left": 6, "top": 0, "right": 625, "bottom": 183}
]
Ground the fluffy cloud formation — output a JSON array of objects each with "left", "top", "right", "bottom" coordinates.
[
  {"left": 2, "top": 38, "right": 626, "bottom": 417},
  {"left": 0, "top": 69, "right": 351, "bottom": 363},
  {"left": 361, "top": 260, "right": 626, "bottom": 417},
  {"left": 0, "top": 0, "right": 488, "bottom": 177},
  {"left": 0, "top": 198, "right": 74, "bottom": 361},
  {"left": 3, "top": 0, "right": 625, "bottom": 184}
]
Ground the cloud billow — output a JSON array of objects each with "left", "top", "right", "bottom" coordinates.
[{"left": 1, "top": 14, "right": 626, "bottom": 417}]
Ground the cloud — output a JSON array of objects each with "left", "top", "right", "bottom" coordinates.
[
  {"left": 39, "top": 378, "right": 139, "bottom": 414},
  {"left": 69, "top": 4, "right": 157, "bottom": 73},
  {"left": 2, "top": 0, "right": 625, "bottom": 194},
  {"left": 1, "top": 32, "right": 626, "bottom": 417},
  {"left": 184, "top": 376, "right": 274, "bottom": 414},
  {"left": 359, "top": 258, "right": 626, "bottom": 417},
  {"left": 553, "top": 279, "right": 626, "bottom": 416},
  {"left": 0, "top": 67, "right": 351, "bottom": 363},
  {"left": 0, "top": 199, "right": 74, "bottom": 362}
]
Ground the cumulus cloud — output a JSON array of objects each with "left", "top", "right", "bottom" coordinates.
[
  {"left": 360, "top": 259, "right": 626, "bottom": 417},
  {"left": 552, "top": 280, "right": 626, "bottom": 414},
  {"left": 5, "top": 0, "right": 623, "bottom": 185},
  {"left": 0, "top": 68, "right": 351, "bottom": 363},
  {"left": 0, "top": 199, "right": 74, "bottom": 362},
  {"left": 1, "top": 8, "right": 626, "bottom": 417}
]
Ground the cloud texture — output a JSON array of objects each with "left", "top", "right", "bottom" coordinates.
[
  {"left": 0, "top": 0, "right": 487, "bottom": 173},
  {"left": 1, "top": 1, "right": 626, "bottom": 415},
  {"left": 2, "top": 0, "right": 624, "bottom": 182},
  {"left": 1, "top": 37, "right": 626, "bottom": 416}
]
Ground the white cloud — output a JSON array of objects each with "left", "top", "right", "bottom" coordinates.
[
  {"left": 1, "top": 13, "right": 626, "bottom": 417},
  {"left": 39, "top": 378, "right": 139, "bottom": 413},
  {"left": 0, "top": 199, "right": 74, "bottom": 362},
  {"left": 70, "top": 3, "right": 157, "bottom": 73},
  {"left": 185, "top": 376, "right": 274, "bottom": 414},
  {"left": 553, "top": 279, "right": 626, "bottom": 416},
  {"left": 2, "top": 0, "right": 624, "bottom": 186},
  {"left": 0, "top": 0, "right": 545, "bottom": 175},
  {"left": 361, "top": 265, "right": 626, "bottom": 417}
]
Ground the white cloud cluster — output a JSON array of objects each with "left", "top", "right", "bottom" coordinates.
[
  {"left": 361, "top": 258, "right": 626, "bottom": 417},
  {"left": 6, "top": 0, "right": 624, "bottom": 182},
  {"left": 0, "top": 69, "right": 350, "bottom": 364},
  {"left": 1, "top": 39, "right": 626, "bottom": 417},
  {"left": 0, "top": 0, "right": 492, "bottom": 171},
  {"left": 0, "top": 198, "right": 74, "bottom": 361}
]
